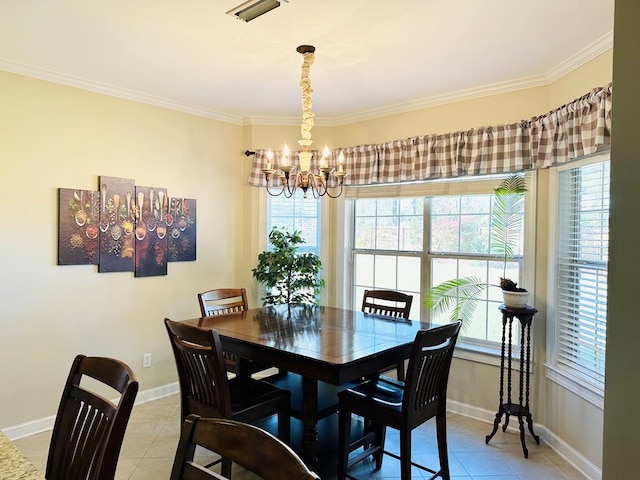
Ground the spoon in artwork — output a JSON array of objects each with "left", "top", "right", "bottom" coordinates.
[
  {"left": 85, "top": 191, "right": 98, "bottom": 239},
  {"left": 111, "top": 194, "right": 122, "bottom": 240},
  {"left": 165, "top": 197, "right": 174, "bottom": 226},
  {"left": 99, "top": 184, "right": 110, "bottom": 232},
  {"left": 158, "top": 190, "right": 165, "bottom": 223},
  {"left": 136, "top": 191, "right": 146, "bottom": 240},
  {"left": 146, "top": 188, "right": 156, "bottom": 231},
  {"left": 75, "top": 190, "right": 87, "bottom": 226},
  {"left": 126, "top": 192, "right": 132, "bottom": 220}
]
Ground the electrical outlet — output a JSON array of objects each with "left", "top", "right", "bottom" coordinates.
[{"left": 143, "top": 353, "right": 152, "bottom": 368}]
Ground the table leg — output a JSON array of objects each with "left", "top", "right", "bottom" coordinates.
[
  {"left": 526, "top": 413, "right": 540, "bottom": 445},
  {"left": 485, "top": 407, "right": 503, "bottom": 444},
  {"left": 518, "top": 415, "right": 529, "bottom": 458},
  {"left": 301, "top": 376, "right": 319, "bottom": 463}
]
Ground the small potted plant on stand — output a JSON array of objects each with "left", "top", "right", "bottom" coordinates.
[
  {"left": 425, "top": 173, "right": 528, "bottom": 324},
  {"left": 252, "top": 227, "right": 324, "bottom": 311}
]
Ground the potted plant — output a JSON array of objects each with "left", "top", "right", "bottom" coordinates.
[
  {"left": 252, "top": 227, "right": 325, "bottom": 307},
  {"left": 425, "top": 173, "right": 528, "bottom": 324}
]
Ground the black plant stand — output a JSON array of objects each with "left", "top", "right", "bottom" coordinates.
[{"left": 485, "top": 304, "right": 540, "bottom": 458}]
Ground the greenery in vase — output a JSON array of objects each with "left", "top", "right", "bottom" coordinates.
[
  {"left": 252, "top": 227, "right": 325, "bottom": 306},
  {"left": 425, "top": 173, "right": 527, "bottom": 326}
]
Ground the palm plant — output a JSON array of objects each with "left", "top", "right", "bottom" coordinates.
[
  {"left": 425, "top": 174, "right": 527, "bottom": 326},
  {"left": 252, "top": 227, "right": 325, "bottom": 306}
]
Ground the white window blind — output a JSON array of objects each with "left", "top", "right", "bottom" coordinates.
[
  {"left": 555, "top": 159, "right": 609, "bottom": 389},
  {"left": 267, "top": 190, "right": 321, "bottom": 255}
]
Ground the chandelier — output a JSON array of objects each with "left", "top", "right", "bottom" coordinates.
[{"left": 261, "top": 45, "right": 347, "bottom": 199}]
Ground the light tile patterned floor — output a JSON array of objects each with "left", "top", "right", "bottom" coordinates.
[{"left": 13, "top": 394, "right": 587, "bottom": 479}]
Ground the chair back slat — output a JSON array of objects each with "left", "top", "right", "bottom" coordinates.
[
  {"left": 166, "top": 320, "right": 232, "bottom": 421},
  {"left": 171, "top": 415, "right": 320, "bottom": 480},
  {"left": 404, "top": 322, "right": 461, "bottom": 416},
  {"left": 361, "top": 289, "right": 413, "bottom": 319},
  {"left": 46, "top": 355, "right": 138, "bottom": 480},
  {"left": 198, "top": 288, "right": 248, "bottom": 317}
]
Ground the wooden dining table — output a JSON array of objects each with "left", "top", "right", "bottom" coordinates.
[{"left": 180, "top": 304, "right": 434, "bottom": 465}]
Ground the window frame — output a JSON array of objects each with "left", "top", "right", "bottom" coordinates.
[
  {"left": 546, "top": 152, "right": 609, "bottom": 408},
  {"left": 346, "top": 173, "right": 536, "bottom": 360}
]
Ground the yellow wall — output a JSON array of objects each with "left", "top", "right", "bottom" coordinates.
[{"left": 0, "top": 71, "right": 245, "bottom": 426}]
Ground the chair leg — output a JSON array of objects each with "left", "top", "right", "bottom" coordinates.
[
  {"left": 436, "top": 414, "right": 450, "bottom": 480},
  {"left": 372, "top": 423, "right": 386, "bottom": 470},
  {"left": 278, "top": 408, "right": 290, "bottom": 444},
  {"left": 396, "top": 360, "right": 405, "bottom": 382},
  {"left": 337, "top": 405, "right": 351, "bottom": 480},
  {"left": 399, "top": 426, "right": 412, "bottom": 480},
  {"left": 221, "top": 457, "right": 232, "bottom": 478}
]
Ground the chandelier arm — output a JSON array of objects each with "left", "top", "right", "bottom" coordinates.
[
  {"left": 265, "top": 182, "right": 286, "bottom": 197},
  {"left": 323, "top": 182, "right": 345, "bottom": 199}
]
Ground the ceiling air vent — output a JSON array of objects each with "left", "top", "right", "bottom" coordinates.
[{"left": 226, "top": 0, "right": 288, "bottom": 23}]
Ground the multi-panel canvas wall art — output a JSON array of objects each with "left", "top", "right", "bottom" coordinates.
[
  {"left": 57, "top": 188, "right": 100, "bottom": 265},
  {"left": 168, "top": 198, "right": 197, "bottom": 262},
  {"left": 57, "top": 176, "right": 197, "bottom": 276},
  {"left": 98, "top": 176, "right": 136, "bottom": 273},
  {"left": 134, "top": 185, "right": 168, "bottom": 277}
]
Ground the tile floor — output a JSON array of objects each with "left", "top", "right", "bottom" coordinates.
[{"left": 13, "top": 393, "right": 587, "bottom": 479}]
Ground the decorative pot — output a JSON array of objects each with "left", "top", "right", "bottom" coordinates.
[{"left": 502, "top": 290, "right": 529, "bottom": 308}]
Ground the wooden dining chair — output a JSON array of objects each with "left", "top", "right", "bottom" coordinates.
[
  {"left": 165, "top": 318, "right": 291, "bottom": 478},
  {"left": 361, "top": 289, "right": 413, "bottom": 381},
  {"left": 197, "top": 288, "right": 273, "bottom": 377},
  {"left": 45, "top": 354, "right": 138, "bottom": 480},
  {"left": 170, "top": 415, "right": 320, "bottom": 480},
  {"left": 198, "top": 288, "right": 249, "bottom": 317},
  {"left": 337, "top": 321, "right": 462, "bottom": 480}
]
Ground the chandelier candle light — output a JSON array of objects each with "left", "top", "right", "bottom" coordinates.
[{"left": 262, "top": 45, "right": 347, "bottom": 198}]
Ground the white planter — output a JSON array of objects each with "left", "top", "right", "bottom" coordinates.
[{"left": 502, "top": 290, "right": 529, "bottom": 308}]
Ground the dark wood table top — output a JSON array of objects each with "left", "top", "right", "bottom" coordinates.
[{"left": 181, "top": 304, "right": 434, "bottom": 385}]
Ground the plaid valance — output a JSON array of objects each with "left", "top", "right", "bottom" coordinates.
[{"left": 247, "top": 83, "right": 612, "bottom": 187}]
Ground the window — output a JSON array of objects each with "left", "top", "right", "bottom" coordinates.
[
  {"left": 267, "top": 190, "right": 320, "bottom": 255},
  {"left": 352, "top": 198, "right": 423, "bottom": 319},
  {"left": 552, "top": 158, "right": 609, "bottom": 391},
  {"left": 349, "top": 175, "right": 529, "bottom": 347},
  {"left": 428, "top": 194, "right": 523, "bottom": 344}
]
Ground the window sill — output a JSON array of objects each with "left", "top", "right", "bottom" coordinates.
[
  {"left": 544, "top": 363, "right": 604, "bottom": 410},
  {"left": 454, "top": 342, "right": 504, "bottom": 367}
]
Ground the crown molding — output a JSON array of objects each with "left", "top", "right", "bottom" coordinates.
[
  {"left": 1, "top": 31, "right": 613, "bottom": 128},
  {"left": 0, "top": 58, "right": 245, "bottom": 125},
  {"left": 326, "top": 32, "right": 614, "bottom": 126}
]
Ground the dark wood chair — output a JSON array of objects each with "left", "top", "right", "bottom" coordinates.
[
  {"left": 197, "top": 288, "right": 272, "bottom": 377},
  {"left": 198, "top": 288, "right": 249, "bottom": 317},
  {"left": 337, "top": 321, "right": 462, "bottom": 480},
  {"left": 165, "top": 318, "right": 291, "bottom": 478},
  {"left": 361, "top": 289, "right": 413, "bottom": 381},
  {"left": 45, "top": 354, "right": 138, "bottom": 480},
  {"left": 170, "top": 415, "right": 320, "bottom": 480}
]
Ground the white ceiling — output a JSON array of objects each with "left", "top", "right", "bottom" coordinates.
[{"left": 0, "top": 0, "right": 614, "bottom": 125}]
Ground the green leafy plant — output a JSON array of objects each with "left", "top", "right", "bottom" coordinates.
[
  {"left": 252, "top": 227, "right": 325, "bottom": 306},
  {"left": 425, "top": 174, "right": 527, "bottom": 325}
]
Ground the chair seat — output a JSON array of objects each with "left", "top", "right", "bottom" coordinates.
[
  {"left": 229, "top": 377, "right": 291, "bottom": 413},
  {"left": 345, "top": 376, "right": 404, "bottom": 409}
]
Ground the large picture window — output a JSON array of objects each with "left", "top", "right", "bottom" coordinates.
[{"left": 350, "top": 175, "right": 529, "bottom": 347}]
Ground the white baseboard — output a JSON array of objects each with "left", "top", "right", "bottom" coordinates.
[
  {"left": 3, "top": 382, "right": 180, "bottom": 441},
  {"left": 446, "top": 399, "right": 602, "bottom": 480}
]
